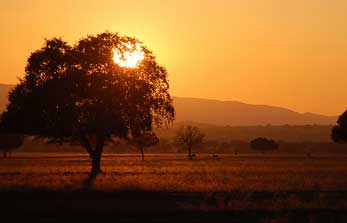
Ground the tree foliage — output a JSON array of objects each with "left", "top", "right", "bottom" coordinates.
[
  {"left": 175, "top": 125, "right": 204, "bottom": 159},
  {"left": 250, "top": 137, "right": 278, "bottom": 153},
  {"left": 332, "top": 110, "right": 347, "bottom": 143},
  {"left": 0, "top": 32, "right": 174, "bottom": 174}
]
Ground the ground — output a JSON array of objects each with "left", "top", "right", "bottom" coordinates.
[{"left": 1, "top": 153, "right": 347, "bottom": 222}]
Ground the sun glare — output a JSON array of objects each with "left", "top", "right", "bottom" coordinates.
[{"left": 113, "top": 42, "right": 145, "bottom": 68}]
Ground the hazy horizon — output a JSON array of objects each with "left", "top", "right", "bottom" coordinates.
[
  {"left": 0, "top": 83, "right": 339, "bottom": 117},
  {"left": 1, "top": 0, "right": 347, "bottom": 116}
]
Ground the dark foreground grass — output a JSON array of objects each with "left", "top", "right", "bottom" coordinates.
[
  {"left": 2, "top": 190, "right": 347, "bottom": 223},
  {"left": 1, "top": 153, "right": 347, "bottom": 222}
]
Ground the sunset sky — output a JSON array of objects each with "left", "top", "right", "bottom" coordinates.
[{"left": 1, "top": 0, "right": 346, "bottom": 115}]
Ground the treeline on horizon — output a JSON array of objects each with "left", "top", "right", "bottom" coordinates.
[
  {"left": 14, "top": 124, "right": 347, "bottom": 154},
  {"left": 160, "top": 123, "right": 334, "bottom": 142}
]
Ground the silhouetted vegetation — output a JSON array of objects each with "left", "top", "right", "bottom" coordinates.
[
  {"left": 0, "top": 32, "right": 174, "bottom": 175},
  {"left": 7, "top": 134, "right": 347, "bottom": 155},
  {"left": 158, "top": 123, "right": 334, "bottom": 142},
  {"left": 0, "top": 134, "right": 24, "bottom": 158},
  {"left": 131, "top": 132, "right": 159, "bottom": 161},
  {"left": 332, "top": 109, "right": 347, "bottom": 143},
  {"left": 250, "top": 137, "right": 278, "bottom": 153},
  {"left": 175, "top": 125, "right": 204, "bottom": 159}
]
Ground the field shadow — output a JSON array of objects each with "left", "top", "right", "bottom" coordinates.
[{"left": 2, "top": 189, "right": 347, "bottom": 222}]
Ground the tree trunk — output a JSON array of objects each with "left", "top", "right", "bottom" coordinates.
[
  {"left": 77, "top": 124, "right": 94, "bottom": 159},
  {"left": 90, "top": 134, "right": 105, "bottom": 176},
  {"left": 79, "top": 136, "right": 94, "bottom": 159},
  {"left": 91, "top": 153, "right": 101, "bottom": 176},
  {"left": 188, "top": 146, "right": 192, "bottom": 160},
  {"left": 140, "top": 148, "right": 144, "bottom": 161}
]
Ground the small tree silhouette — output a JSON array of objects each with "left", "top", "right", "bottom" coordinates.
[
  {"left": 0, "top": 32, "right": 174, "bottom": 175},
  {"left": 131, "top": 132, "right": 159, "bottom": 161},
  {"left": 0, "top": 134, "right": 24, "bottom": 158},
  {"left": 332, "top": 109, "right": 347, "bottom": 143},
  {"left": 250, "top": 137, "right": 278, "bottom": 153},
  {"left": 175, "top": 125, "right": 204, "bottom": 159}
]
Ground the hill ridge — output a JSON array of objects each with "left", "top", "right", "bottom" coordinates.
[{"left": 0, "top": 84, "right": 337, "bottom": 126}]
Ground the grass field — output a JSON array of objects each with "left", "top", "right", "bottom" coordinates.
[
  {"left": 2, "top": 152, "right": 347, "bottom": 222},
  {"left": 2, "top": 152, "right": 347, "bottom": 192}
]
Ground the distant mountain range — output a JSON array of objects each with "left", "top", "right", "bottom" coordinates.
[
  {"left": 173, "top": 97, "right": 337, "bottom": 126},
  {"left": 0, "top": 84, "right": 337, "bottom": 126}
]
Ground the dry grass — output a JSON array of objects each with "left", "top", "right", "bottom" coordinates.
[
  {"left": 1, "top": 152, "right": 347, "bottom": 192},
  {"left": 2, "top": 152, "right": 347, "bottom": 214}
]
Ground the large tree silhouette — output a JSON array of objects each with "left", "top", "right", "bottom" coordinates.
[
  {"left": 332, "top": 110, "right": 347, "bottom": 143},
  {"left": 0, "top": 32, "right": 174, "bottom": 175}
]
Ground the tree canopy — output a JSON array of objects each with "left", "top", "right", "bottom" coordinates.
[
  {"left": 332, "top": 109, "right": 347, "bottom": 143},
  {"left": 250, "top": 137, "right": 278, "bottom": 153},
  {"left": 0, "top": 32, "right": 175, "bottom": 174}
]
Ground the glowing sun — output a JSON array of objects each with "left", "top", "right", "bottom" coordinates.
[{"left": 113, "top": 42, "right": 145, "bottom": 68}]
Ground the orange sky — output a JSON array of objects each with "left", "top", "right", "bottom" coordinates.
[{"left": 1, "top": 0, "right": 347, "bottom": 115}]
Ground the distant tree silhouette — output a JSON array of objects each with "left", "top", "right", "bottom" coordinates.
[
  {"left": 332, "top": 110, "right": 347, "bottom": 143},
  {"left": 250, "top": 137, "right": 278, "bottom": 153},
  {"left": 0, "top": 134, "right": 24, "bottom": 158},
  {"left": 131, "top": 132, "right": 159, "bottom": 161},
  {"left": 0, "top": 32, "right": 174, "bottom": 175},
  {"left": 175, "top": 125, "right": 204, "bottom": 159}
]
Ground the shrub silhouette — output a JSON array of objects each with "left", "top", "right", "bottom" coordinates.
[
  {"left": 0, "top": 32, "right": 174, "bottom": 175},
  {"left": 175, "top": 125, "right": 204, "bottom": 160},
  {"left": 250, "top": 137, "right": 278, "bottom": 153},
  {"left": 332, "top": 109, "right": 347, "bottom": 143}
]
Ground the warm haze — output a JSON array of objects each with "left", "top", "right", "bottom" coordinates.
[
  {"left": 2, "top": 2, "right": 347, "bottom": 222},
  {"left": 1, "top": 0, "right": 347, "bottom": 116}
]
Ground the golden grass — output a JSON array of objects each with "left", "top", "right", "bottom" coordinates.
[{"left": 1, "top": 153, "right": 347, "bottom": 192}]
